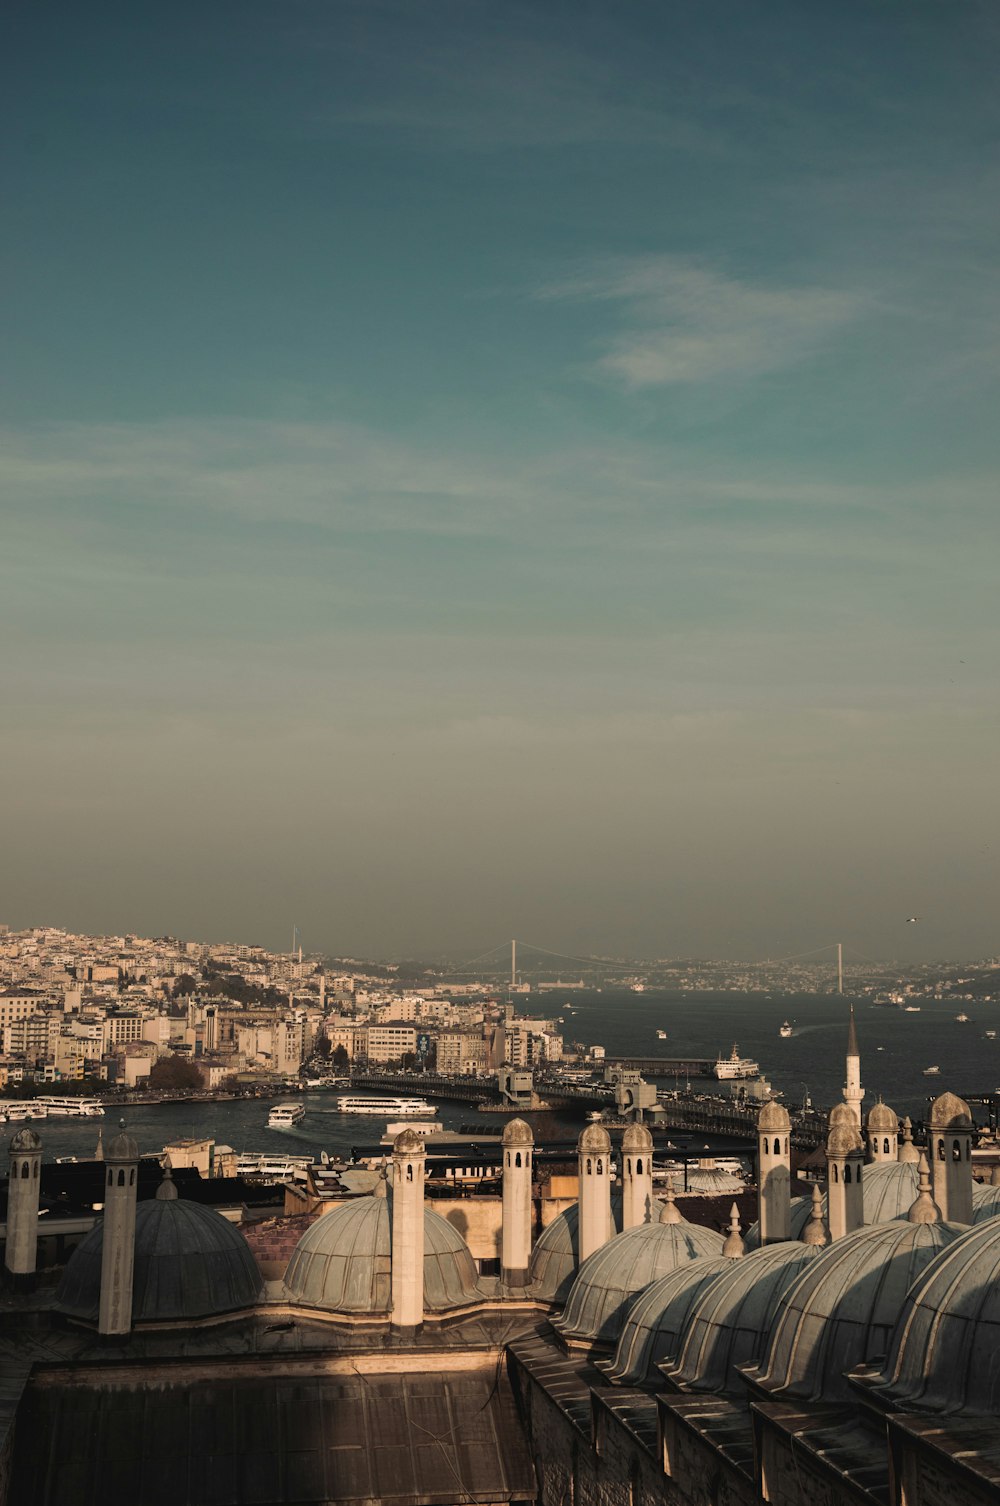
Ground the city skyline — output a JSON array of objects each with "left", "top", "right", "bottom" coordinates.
[{"left": 3, "top": 2, "right": 999, "bottom": 960}]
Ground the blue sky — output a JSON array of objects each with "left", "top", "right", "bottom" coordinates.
[{"left": 2, "top": 1, "right": 998, "bottom": 959}]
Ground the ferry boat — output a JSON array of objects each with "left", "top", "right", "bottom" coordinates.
[
  {"left": 955, "top": 1013, "right": 971, "bottom": 1023},
  {"left": 268, "top": 1102, "right": 306, "bottom": 1129},
  {"left": 985, "top": 1030, "right": 997, "bottom": 1040},
  {"left": 923, "top": 1065, "right": 941, "bottom": 1076},
  {"left": 904, "top": 1005, "right": 921, "bottom": 1013},
  {"left": 779, "top": 1021, "right": 793, "bottom": 1038},
  {"left": 35, "top": 1096, "right": 105, "bottom": 1117},
  {"left": 714, "top": 1045, "right": 761, "bottom": 1080},
  {"left": 236, "top": 1152, "right": 312, "bottom": 1180},
  {"left": 656, "top": 1029, "right": 668, "bottom": 1040},
  {"left": 0, "top": 1102, "right": 48, "bottom": 1121},
  {"left": 334, "top": 1096, "right": 435, "bottom": 1117}
]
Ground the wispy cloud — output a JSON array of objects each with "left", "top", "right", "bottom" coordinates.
[{"left": 540, "top": 256, "right": 865, "bottom": 386}]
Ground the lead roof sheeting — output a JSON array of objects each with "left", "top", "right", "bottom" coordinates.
[{"left": 12, "top": 1370, "right": 537, "bottom": 1506}]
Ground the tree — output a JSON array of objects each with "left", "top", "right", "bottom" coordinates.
[
  {"left": 173, "top": 974, "right": 198, "bottom": 997},
  {"left": 149, "top": 1056, "right": 203, "bottom": 1091},
  {"left": 332, "top": 1044, "right": 350, "bottom": 1069},
  {"left": 314, "top": 1029, "right": 331, "bottom": 1059}
]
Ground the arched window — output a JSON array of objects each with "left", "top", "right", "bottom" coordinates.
[
  {"left": 937, "top": 1138, "right": 946, "bottom": 1161},
  {"left": 844, "top": 1164, "right": 852, "bottom": 1184},
  {"left": 952, "top": 1140, "right": 962, "bottom": 1162},
  {"left": 883, "top": 1138, "right": 890, "bottom": 1155},
  {"left": 586, "top": 1158, "right": 592, "bottom": 1175},
  {"left": 833, "top": 1164, "right": 839, "bottom": 1183},
  {"left": 773, "top": 1138, "right": 780, "bottom": 1155},
  {"left": 636, "top": 1158, "right": 643, "bottom": 1175},
  {"left": 596, "top": 1159, "right": 603, "bottom": 1175},
  {"left": 515, "top": 1152, "right": 522, "bottom": 1168},
  {"left": 406, "top": 1163, "right": 413, "bottom": 1182},
  {"left": 505, "top": 1152, "right": 510, "bottom": 1168},
  {"left": 117, "top": 1169, "right": 125, "bottom": 1186},
  {"left": 20, "top": 1162, "right": 29, "bottom": 1179},
  {"left": 129, "top": 1169, "right": 135, "bottom": 1185}
]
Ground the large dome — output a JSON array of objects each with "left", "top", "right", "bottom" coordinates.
[
  {"left": 667, "top": 1243, "right": 822, "bottom": 1397},
  {"left": 284, "top": 1194, "right": 481, "bottom": 1316},
  {"left": 529, "top": 1193, "right": 663, "bottom": 1304},
  {"left": 744, "top": 1162, "right": 921, "bottom": 1249},
  {"left": 972, "top": 1183, "right": 1000, "bottom": 1223},
  {"left": 553, "top": 1218, "right": 724, "bottom": 1345},
  {"left": 751, "top": 1218, "right": 966, "bottom": 1402},
  {"left": 601, "top": 1257, "right": 734, "bottom": 1386},
  {"left": 56, "top": 1198, "right": 263, "bottom": 1324},
  {"left": 874, "top": 1219, "right": 1000, "bottom": 1414}
]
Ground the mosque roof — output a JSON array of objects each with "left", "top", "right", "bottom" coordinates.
[
  {"left": 666, "top": 1243, "right": 822, "bottom": 1397},
  {"left": 284, "top": 1193, "right": 481, "bottom": 1315},
  {"left": 751, "top": 1217, "right": 966, "bottom": 1402},
  {"left": 874, "top": 1217, "right": 1000, "bottom": 1414},
  {"left": 56, "top": 1196, "right": 263, "bottom": 1324},
  {"left": 529, "top": 1193, "right": 659, "bottom": 1304},
  {"left": 972, "top": 1183, "right": 1000, "bottom": 1223},
  {"left": 553, "top": 1219, "right": 724, "bottom": 1345},
  {"left": 744, "top": 1162, "right": 921, "bottom": 1250},
  {"left": 601, "top": 1256, "right": 734, "bottom": 1386}
]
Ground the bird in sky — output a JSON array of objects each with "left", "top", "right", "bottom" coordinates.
[{"left": 906, "top": 917, "right": 922, "bottom": 924}]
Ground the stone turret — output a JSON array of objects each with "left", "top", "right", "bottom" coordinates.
[
  {"left": 757, "top": 1099, "right": 791, "bottom": 1245},
  {"left": 843, "top": 1004, "right": 864, "bottom": 1129},
  {"left": 578, "top": 1123, "right": 613, "bottom": 1261},
  {"left": 98, "top": 1130, "right": 139, "bottom": 1336},
  {"left": 390, "top": 1127, "right": 426, "bottom": 1332},
  {"left": 4, "top": 1127, "right": 42, "bottom": 1287},
  {"left": 621, "top": 1122, "right": 654, "bottom": 1230},
  {"left": 501, "top": 1118, "right": 533, "bottom": 1287},
  {"left": 826, "top": 1103, "right": 864, "bottom": 1241},
  {"left": 928, "top": 1092, "right": 974, "bottom": 1225},
  {"left": 866, "top": 1100, "right": 899, "bottom": 1162}
]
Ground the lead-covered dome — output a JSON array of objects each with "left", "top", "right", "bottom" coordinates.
[
  {"left": 56, "top": 1197, "right": 263, "bottom": 1323},
  {"left": 554, "top": 1217, "right": 724, "bottom": 1345},
  {"left": 284, "top": 1194, "right": 481, "bottom": 1315},
  {"left": 744, "top": 1161, "right": 921, "bottom": 1250},
  {"left": 667, "top": 1243, "right": 822, "bottom": 1396},
  {"left": 972, "top": 1183, "right": 1000, "bottom": 1224},
  {"left": 529, "top": 1193, "right": 662, "bottom": 1304},
  {"left": 875, "top": 1218, "right": 1000, "bottom": 1414},
  {"left": 601, "top": 1256, "right": 734, "bottom": 1386},
  {"left": 751, "top": 1217, "right": 965, "bottom": 1402}
]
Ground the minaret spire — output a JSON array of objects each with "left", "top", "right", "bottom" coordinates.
[{"left": 843, "top": 1003, "right": 864, "bottom": 1129}]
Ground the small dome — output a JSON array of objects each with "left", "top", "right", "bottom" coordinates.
[
  {"left": 622, "top": 1123, "right": 654, "bottom": 1153},
  {"left": 972, "top": 1184, "right": 1000, "bottom": 1224},
  {"left": 753, "top": 1218, "right": 966, "bottom": 1402},
  {"left": 284, "top": 1194, "right": 481, "bottom": 1315},
  {"left": 529, "top": 1193, "right": 661, "bottom": 1303},
  {"left": 502, "top": 1118, "right": 534, "bottom": 1147},
  {"left": 866, "top": 1102, "right": 898, "bottom": 1133},
  {"left": 603, "top": 1257, "right": 734, "bottom": 1386},
  {"left": 828, "top": 1123, "right": 863, "bottom": 1156},
  {"left": 928, "top": 1091, "right": 973, "bottom": 1130},
  {"left": 554, "top": 1219, "right": 724, "bottom": 1345},
  {"left": 580, "top": 1123, "right": 611, "bottom": 1153},
  {"left": 393, "top": 1128, "right": 424, "bottom": 1155},
  {"left": 106, "top": 1131, "right": 139, "bottom": 1160},
  {"left": 9, "top": 1127, "right": 41, "bottom": 1153},
  {"left": 758, "top": 1101, "right": 790, "bottom": 1133},
  {"left": 744, "top": 1162, "right": 922, "bottom": 1250},
  {"left": 668, "top": 1243, "right": 823, "bottom": 1396},
  {"left": 56, "top": 1199, "right": 262, "bottom": 1324},
  {"left": 875, "top": 1219, "right": 1000, "bottom": 1413},
  {"left": 829, "top": 1103, "right": 856, "bottom": 1129},
  {"left": 685, "top": 1160, "right": 743, "bottom": 1196}
]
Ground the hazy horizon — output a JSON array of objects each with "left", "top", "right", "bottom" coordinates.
[{"left": 3, "top": 3, "right": 998, "bottom": 962}]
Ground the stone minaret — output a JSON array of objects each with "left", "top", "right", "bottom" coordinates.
[
  {"left": 578, "top": 1123, "right": 613, "bottom": 1262},
  {"left": 826, "top": 1103, "right": 865, "bottom": 1241},
  {"left": 843, "top": 1004, "right": 864, "bottom": 1129},
  {"left": 757, "top": 1100, "right": 792, "bottom": 1245},
  {"left": 501, "top": 1118, "right": 534, "bottom": 1287},
  {"left": 928, "top": 1091, "right": 974, "bottom": 1225},
  {"left": 621, "top": 1122, "right": 654, "bottom": 1230},
  {"left": 897, "top": 1116, "right": 920, "bottom": 1164},
  {"left": 865, "top": 1101, "right": 899, "bottom": 1163},
  {"left": 98, "top": 1130, "right": 139, "bottom": 1337},
  {"left": 5, "top": 1127, "right": 42, "bottom": 1286},
  {"left": 390, "top": 1127, "right": 426, "bottom": 1332}
]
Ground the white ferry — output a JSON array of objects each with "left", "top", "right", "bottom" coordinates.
[
  {"left": 714, "top": 1045, "right": 761, "bottom": 1080},
  {"left": 334, "top": 1096, "right": 435, "bottom": 1117},
  {"left": 236, "top": 1152, "right": 312, "bottom": 1180},
  {"left": 268, "top": 1102, "right": 306, "bottom": 1129},
  {"left": 35, "top": 1096, "right": 105, "bottom": 1117},
  {"left": 779, "top": 1021, "right": 793, "bottom": 1038},
  {"left": 1, "top": 1102, "right": 48, "bottom": 1121},
  {"left": 656, "top": 1029, "right": 668, "bottom": 1040},
  {"left": 923, "top": 1065, "right": 941, "bottom": 1076}
]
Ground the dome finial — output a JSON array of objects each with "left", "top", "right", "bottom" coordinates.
[
  {"left": 658, "top": 1176, "right": 682, "bottom": 1224},
  {"left": 722, "top": 1202, "right": 744, "bottom": 1258},
  {"left": 155, "top": 1156, "right": 178, "bottom": 1201},
  {"left": 801, "top": 1183, "right": 830, "bottom": 1246},
  {"left": 907, "top": 1153, "right": 941, "bottom": 1224},
  {"left": 94, "top": 1127, "right": 104, "bottom": 1162},
  {"left": 898, "top": 1115, "right": 920, "bottom": 1164}
]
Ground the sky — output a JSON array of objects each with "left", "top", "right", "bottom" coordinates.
[{"left": 2, "top": 1, "right": 999, "bottom": 962}]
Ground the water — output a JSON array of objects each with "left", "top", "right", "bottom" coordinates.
[{"left": 7, "top": 989, "right": 993, "bottom": 1161}]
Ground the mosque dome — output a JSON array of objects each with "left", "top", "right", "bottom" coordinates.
[
  {"left": 875, "top": 1218, "right": 1000, "bottom": 1414},
  {"left": 667, "top": 1243, "right": 822, "bottom": 1397},
  {"left": 530, "top": 1193, "right": 663, "bottom": 1304},
  {"left": 751, "top": 1217, "right": 966, "bottom": 1402},
  {"left": 622, "top": 1123, "right": 653, "bottom": 1153},
  {"left": 744, "top": 1162, "right": 921, "bottom": 1250},
  {"left": 602, "top": 1257, "right": 734, "bottom": 1386},
  {"left": 502, "top": 1118, "right": 534, "bottom": 1147},
  {"left": 106, "top": 1131, "right": 139, "bottom": 1160},
  {"left": 579, "top": 1123, "right": 612, "bottom": 1154},
  {"left": 684, "top": 1160, "right": 744, "bottom": 1196},
  {"left": 284, "top": 1193, "right": 481, "bottom": 1316},
  {"left": 9, "top": 1127, "right": 41, "bottom": 1153},
  {"left": 758, "top": 1101, "right": 790, "bottom": 1133},
  {"left": 928, "top": 1091, "right": 973, "bottom": 1130},
  {"left": 866, "top": 1102, "right": 899, "bottom": 1134},
  {"left": 553, "top": 1216, "right": 724, "bottom": 1346},
  {"left": 56, "top": 1195, "right": 263, "bottom": 1324},
  {"left": 972, "top": 1184, "right": 1000, "bottom": 1223}
]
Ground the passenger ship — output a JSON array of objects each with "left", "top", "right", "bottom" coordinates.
[
  {"left": 713, "top": 1044, "right": 762, "bottom": 1080},
  {"left": 267, "top": 1102, "right": 306, "bottom": 1129},
  {"left": 36, "top": 1096, "right": 105, "bottom": 1117},
  {"left": 334, "top": 1095, "right": 435, "bottom": 1117}
]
